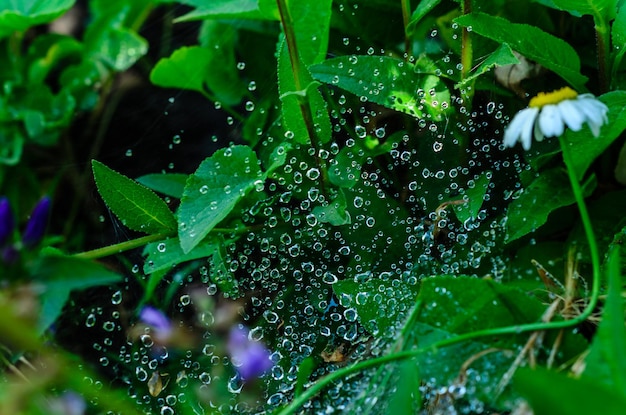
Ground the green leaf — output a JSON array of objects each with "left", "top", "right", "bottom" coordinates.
[
  {"left": 273, "top": 0, "right": 332, "bottom": 145},
  {"left": 564, "top": 91, "right": 626, "bottom": 180},
  {"left": 136, "top": 173, "right": 187, "bottom": 199},
  {"left": 312, "top": 190, "right": 351, "bottom": 226},
  {"left": 387, "top": 359, "right": 421, "bottom": 414},
  {"left": 266, "top": 142, "right": 292, "bottom": 175},
  {"left": 143, "top": 237, "right": 218, "bottom": 274},
  {"left": 14, "top": 86, "right": 76, "bottom": 146},
  {"left": 150, "top": 44, "right": 244, "bottom": 106},
  {"left": 83, "top": 1, "right": 149, "bottom": 72},
  {"left": 27, "top": 35, "right": 83, "bottom": 85},
  {"left": 294, "top": 357, "right": 315, "bottom": 397},
  {"left": 150, "top": 46, "right": 212, "bottom": 94},
  {"left": 59, "top": 61, "right": 101, "bottom": 111},
  {"left": 515, "top": 367, "right": 626, "bottom": 415},
  {"left": 456, "top": 43, "right": 519, "bottom": 89},
  {"left": 310, "top": 55, "right": 451, "bottom": 120},
  {"left": 208, "top": 240, "right": 240, "bottom": 297},
  {"left": 453, "top": 171, "right": 490, "bottom": 223},
  {"left": 550, "top": 0, "right": 616, "bottom": 19},
  {"left": 584, "top": 247, "right": 626, "bottom": 395},
  {"left": 0, "top": 130, "right": 24, "bottom": 165},
  {"left": 88, "top": 27, "right": 147, "bottom": 71},
  {"left": 22, "top": 110, "right": 45, "bottom": 138},
  {"left": 406, "top": 0, "right": 441, "bottom": 35},
  {"left": 409, "top": 275, "right": 587, "bottom": 405},
  {"left": 197, "top": 20, "right": 246, "bottom": 105},
  {"left": 175, "top": 0, "right": 276, "bottom": 22},
  {"left": 505, "top": 169, "right": 596, "bottom": 243},
  {"left": 32, "top": 251, "right": 122, "bottom": 333},
  {"left": 328, "top": 146, "right": 362, "bottom": 188},
  {"left": 286, "top": 0, "right": 332, "bottom": 65},
  {"left": 417, "top": 275, "right": 546, "bottom": 334},
  {"left": 613, "top": 3, "right": 626, "bottom": 47},
  {"left": 0, "top": 0, "right": 75, "bottom": 39},
  {"left": 178, "top": 146, "right": 263, "bottom": 253},
  {"left": 92, "top": 160, "right": 177, "bottom": 234},
  {"left": 277, "top": 39, "right": 332, "bottom": 145},
  {"left": 89, "top": 0, "right": 154, "bottom": 26},
  {"left": 568, "top": 190, "right": 626, "bottom": 263},
  {"left": 454, "top": 13, "right": 587, "bottom": 89},
  {"left": 334, "top": 277, "right": 420, "bottom": 338},
  {"left": 339, "top": 183, "right": 413, "bottom": 273}
]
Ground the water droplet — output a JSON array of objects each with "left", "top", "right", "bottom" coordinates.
[
  {"left": 111, "top": 290, "right": 122, "bottom": 305},
  {"left": 136, "top": 366, "right": 148, "bottom": 381},
  {"left": 306, "top": 168, "right": 320, "bottom": 180},
  {"left": 180, "top": 294, "right": 191, "bottom": 306},
  {"left": 323, "top": 272, "right": 338, "bottom": 284},
  {"left": 199, "top": 372, "right": 211, "bottom": 384},
  {"left": 355, "top": 125, "right": 367, "bottom": 138}
]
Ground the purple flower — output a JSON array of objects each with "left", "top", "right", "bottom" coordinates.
[
  {"left": 46, "top": 391, "right": 86, "bottom": 415},
  {"left": 22, "top": 196, "right": 51, "bottom": 248},
  {"left": 0, "top": 197, "right": 14, "bottom": 246},
  {"left": 228, "top": 325, "right": 274, "bottom": 380},
  {"left": 139, "top": 306, "right": 172, "bottom": 342}
]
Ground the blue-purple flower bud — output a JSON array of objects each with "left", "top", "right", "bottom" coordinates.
[
  {"left": 139, "top": 306, "right": 173, "bottom": 342},
  {"left": 22, "top": 196, "right": 51, "bottom": 248},
  {"left": 228, "top": 325, "right": 274, "bottom": 380},
  {"left": 46, "top": 391, "right": 86, "bottom": 415},
  {"left": 0, "top": 197, "right": 14, "bottom": 246}
]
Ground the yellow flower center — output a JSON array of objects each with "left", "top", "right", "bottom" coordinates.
[{"left": 529, "top": 87, "right": 578, "bottom": 108}]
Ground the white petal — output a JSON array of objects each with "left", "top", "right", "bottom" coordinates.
[
  {"left": 587, "top": 119, "right": 602, "bottom": 137},
  {"left": 504, "top": 107, "right": 538, "bottom": 149},
  {"left": 576, "top": 97, "right": 609, "bottom": 127},
  {"left": 538, "top": 105, "right": 564, "bottom": 137},
  {"left": 534, "top": 120, "right": 545, "bottom": 142},
  {"left": 520, "top": 108, "right": 539, "bottom": 150},
  {"left": 557, "top": 99, "right": 585, "bottom": 131}
]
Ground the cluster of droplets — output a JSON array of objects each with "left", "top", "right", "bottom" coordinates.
[{"left": 76, "top": 12, "right": 536, "bottom": 412}]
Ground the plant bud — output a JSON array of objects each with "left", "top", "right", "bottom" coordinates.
[
  {"left": 0, "top": 197, "right": 14, "bottom": 246},
  {"left": 22, "top": 196, "right": 51, "bottom": 248}
]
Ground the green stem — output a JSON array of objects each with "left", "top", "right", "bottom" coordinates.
[
  {"left": 72, "top": 232, "right": 174, "bottom": 260},
  {"left": 274, "top": 138, "right": 602, "bottom": 415},
  {"left": 71, "top": 226, "right": 251, "bottom": 260},
  {"left": 594, "top": 15, "right": 610, "bottom": 93},
  {"left": 275, "top": 0, "right": 328, "bottom": 196},
  {"left": 610, "top": 50, "right": 625, "bottom": 90},
  {"left": 460, "top": 0, "right": 473, "bottom": 81},
  {"left": 456, "top": 0, "right": 473, "bottom": 157},
  {"left": 276, "top": 0, "right": 302, "bottom": 91},
  {"left": 401, "top": 0, "right": 411, "bottom": 57},
  {"left": 559, "top": 136, "right": 601, "bottom": 317}
]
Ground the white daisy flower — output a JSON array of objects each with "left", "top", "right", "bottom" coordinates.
[{"left": 503, "top": 87, "right": 609, "bottom": 150}]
